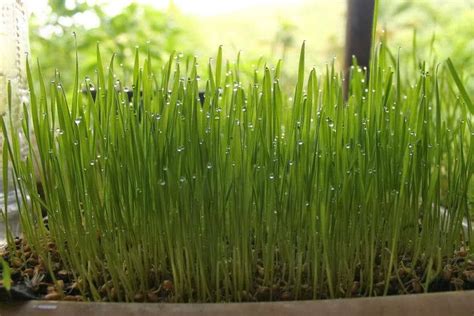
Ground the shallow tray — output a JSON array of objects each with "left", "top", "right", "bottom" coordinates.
[{"left": 1, "top": 291, "right": 473, "bottom": 316}]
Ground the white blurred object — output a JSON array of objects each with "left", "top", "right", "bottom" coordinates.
[
  {"left": 439, "top": 207, "right": 471, "bottom": 238},
  {"left": 0, "top": 0, "right": 30, "bottom": 246}
]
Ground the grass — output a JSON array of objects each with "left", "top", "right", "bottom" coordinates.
[
  {"left": 1, "top": 6, "right": 473, "bottom": 303},
  {"left": 0, "top": 257, "right": 11, "bottom": 291}
]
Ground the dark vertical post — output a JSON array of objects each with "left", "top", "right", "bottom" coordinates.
[{"left": 344, "top": 0, "right": 375, "bottom": 97}]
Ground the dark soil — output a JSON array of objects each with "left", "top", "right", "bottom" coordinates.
[{"left": 0, "top": 237, "right": 473, "bottom": 302}]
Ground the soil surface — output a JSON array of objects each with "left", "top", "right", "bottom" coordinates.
[{"left": 0, "top": 237, "right": 473, "bottom": 302}]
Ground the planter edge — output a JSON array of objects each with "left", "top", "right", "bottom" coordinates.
[{"left": 1, "top": 291, "right": 473, "bottom": 316}]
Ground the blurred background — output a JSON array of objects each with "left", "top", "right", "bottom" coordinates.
[{"left": 24, "top": 0, "right": 473, "bottom": 90}]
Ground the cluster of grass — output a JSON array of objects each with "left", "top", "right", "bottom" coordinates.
[{"left": 1, "top": 13, "right": 473, "bottom": 303}]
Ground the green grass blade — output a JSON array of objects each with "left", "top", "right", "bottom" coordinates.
[
  {"left": 0, "top": 257, "right": 11, "bottom": 291},
  {"left": 446, "top": 58, "right": 473, "bottom": 114}
]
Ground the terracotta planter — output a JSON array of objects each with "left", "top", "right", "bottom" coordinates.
[{"left": 1, "top": 291, "right": 473, "bottom": 316}]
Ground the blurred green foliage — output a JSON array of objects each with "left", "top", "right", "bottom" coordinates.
[
  {"left": 378, "top": 0, "right": 473, "bottom": 93},
  {"left": 29, "top": 0, "right": 201, "bottom": 88},
  {"left": 29, "top": 0, "right": 472, "bottom": 94}
]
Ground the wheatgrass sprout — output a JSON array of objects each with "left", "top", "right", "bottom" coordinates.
[{"left": 1, "top": 37, "right": 472, "bottom": 301}]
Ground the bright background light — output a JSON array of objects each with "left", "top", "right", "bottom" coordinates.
[
  {"left": 24, "top": 0, "right": 347, "bottom": 71},
  {"left": 22, "top": 0, "right": 473, "bottom": 94},
  {"left": 25, "top": 0, "right": 312, "bottom": 18}
]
